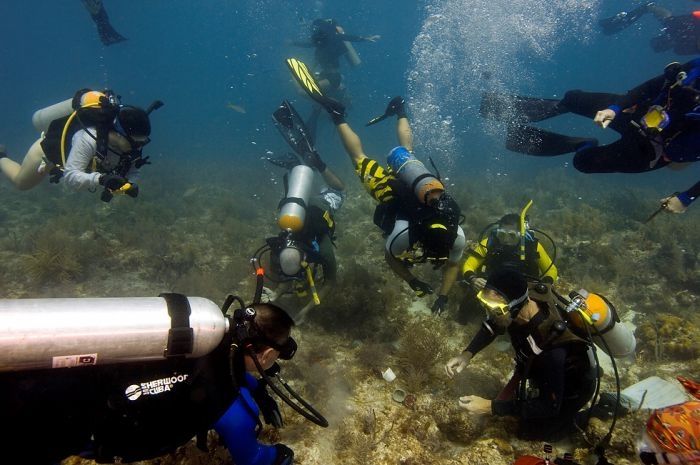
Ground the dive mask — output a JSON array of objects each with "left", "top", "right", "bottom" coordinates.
[
  {"left": 264, "top": 336, "right": 298, "bottom": 360},
  {"left": 495, "top": 227, "right": 520, "bottom": 246},
  {"left": 640, "top": 105, "right": 671, "bottom": 132},
  {"left": 476, "top": 289, "right": 510, "bottom": 316}
]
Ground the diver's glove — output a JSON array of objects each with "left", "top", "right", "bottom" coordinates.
[
  {"left": 99, "top": 174, "right": 128, "bottom": 190},
  {"left": 408, "top": 278, "right": 433, "bottom": 298},
  {"left": 320, "top": 97, "right": 346, "bottom": 125},
  {"left": 133, "top": 155, "right": 151, "bottom": 169},
  {"left": 272, "top": 444, "right": 294, "bottom": 465},
  {"left": 431, "top": 294, "right": 448, "bottom": 315},
  {"left": 302, "top": 150, "right": 327, "bottom": 173}
]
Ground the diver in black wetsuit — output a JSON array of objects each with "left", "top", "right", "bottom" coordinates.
[
  {"left": 291, "top": 19, "right": 380, "bottom": 97},
  {"left": 482, "top": 59, "right": 700, "bottom": 215},
  {"left": 82, "top": 0, "right": 127, "bottom": 46},
  {"left": 444, "top": 269, "right": 597, "bottom": 442},
  {"left": 600, "top": 2, "right": 700, "bottom": 55}
]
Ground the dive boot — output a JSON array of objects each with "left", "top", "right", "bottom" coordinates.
[
  {"left": 366, "top": 96, "right": 406, "bottom": 126},
  {"left": 481, "top": 92, "right": 565, "bottom": 123},
  {"left": 506, "top": 125, "right": 598, "bottom": 156}
]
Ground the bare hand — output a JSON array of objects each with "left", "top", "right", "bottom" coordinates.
[
  {"left": 594, "top": 109, "right": 616, "bottom": 129},
  {"left": 472, "top": 277, "right": 487, "bottom": 291},
  {"left": 458, "top": 395, "right": 492, "bottom": 415},
  {"left": 445, "top": 353, "right": 472, "bottom": 378},
  {"left": 662, "top": 195, "right": 687, "bottom": 214}
]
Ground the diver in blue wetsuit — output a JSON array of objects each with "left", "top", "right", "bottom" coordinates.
[
  {"left": 0, "top": 298, "right": 326, "bottom": 465},
  {"left": 482, "top": 59, "right": 700, "bottom": 215}
]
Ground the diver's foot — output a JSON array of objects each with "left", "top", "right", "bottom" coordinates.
[
  {"left": 385, "top": 96, "right": 407, "bottom": 118},
  {"left": 320, "top": 97, "right": 346, "bottom": 125},
  {"left": 0, "top": 144, "right": 6, "bottom": 159}
]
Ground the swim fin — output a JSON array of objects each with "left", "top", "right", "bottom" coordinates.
[
  {"left": 286, "top": 57, "right": 346, "bottom": 120},
  {"left": 505, "top": 125, "right": 598, "bottom": 156},
  {"left": 366, "top": 96, "right": 406, "bottom": 126},
  {"left": 480, "top": 92, "right": 565, "bottom": 123},
  {"left": 273, "top": 100, "right": 315, "bottom": 158},
  {"left": 599, "top": 3, "right": 653, "bottom": 36}
]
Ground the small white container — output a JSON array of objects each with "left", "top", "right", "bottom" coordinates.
[{"left": 382, "top": 368, "right": 397, "bottom": 382}]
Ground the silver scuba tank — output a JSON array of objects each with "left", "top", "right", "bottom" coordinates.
[
  {"left": 386, "top": 146, "right": 444, "bottom": 204},
  {"left": 278, "top": 164, "right": 314, "bottom": 232},
  {"left": 0, "top": 295, "right": 229, "bottom": 372},
  {"left": 32, "top": 98, "right": 73, "bottom": 133}
]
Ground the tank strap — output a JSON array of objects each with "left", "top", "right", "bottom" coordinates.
[
  {"left": 278, "top": 197, "right": 306, "bottom": 210},
  {"left": 160, "top": 293, "right": 194, "bottom": 358}
]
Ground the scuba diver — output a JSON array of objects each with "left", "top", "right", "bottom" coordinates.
[
  {"left": 444, "top": 269, "right": 636, "bottom": 442},
  {"left": 2, "top": 88, "right": 161, "bottom": 202},
  {"left": 482, "top": 59, "right": 700, "bottom": 216},
  {"left": 286, "top": 58, "right": 465, "bottom": 316},
  {"left": 600, "top": 2, "right": 700, "bottom": 55},
  {"left": 638, "top": 376, "right": 700, "bottom": 464},
  {"left": 82, "top": 0, "right": 127, "bottom": 46},
  {"left": 0, "top": 273, "right": 328, "bottom": 464},
  {"left": 256, "top": 100, "right": 345, "bottom": 323},
  {"left": 290, "top": 19, "right": 380, "bottom": 139},
  {"left": 458, "top": 204, "right": 558, "bottom": 322},
  {"left": 291, "top": 18, "right": 380, "bottom": 97}
]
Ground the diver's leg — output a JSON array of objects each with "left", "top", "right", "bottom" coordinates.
[
  {"left": 647, "top": 4, "right": 672, "bottom": 22},
  {"left": 506, "top": 125, "right": 598, "bottom": 156},
  {"left": 336, "top": 123, "right": 368, "bottom": 167},
  {"left": 558, "top": 90, "right": 622, "bottom": 119},
  {"left": 572, "top": 135, "right": 656, "bottom": 174},
  {"left": 317, "top": 235, "right": 337, "bottom": 284},
  {"left": 0, "top": 139, "right": 47, "bottom": 190}
]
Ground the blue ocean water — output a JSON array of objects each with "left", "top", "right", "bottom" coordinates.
[{"left": 1, "top": 0, "right": 698, "bottom": 203}]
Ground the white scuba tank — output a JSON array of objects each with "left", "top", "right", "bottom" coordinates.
[
  {"left": 567, "top": 290, "right": 636, "bottom": 358},
  {"left": 0, "top": 295, "right": 229, "bottom": 372},
  {"left": 387, "top": 146, "right": 444, "bottom": 204},
  {"left": 278, "top": 164, "right": 314, "bottom": 232},
  {"left": 32, "top": 98, "right": 73, "bottom": 133}
]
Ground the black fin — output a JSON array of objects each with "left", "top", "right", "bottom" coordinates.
[
  {"left": 505, "top": 125, "right": 598, "bottom": 156},
  {"left": 480, "top": 92, "right": 564, "bottom": 123}
]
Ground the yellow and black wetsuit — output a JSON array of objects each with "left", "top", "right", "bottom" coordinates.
[{"left": 462, "top": 234, "right": 558, "bottom": 283}]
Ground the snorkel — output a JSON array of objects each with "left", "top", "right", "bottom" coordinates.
[{"left": 519, "top": 200, "right": 533, "bottom": 261}]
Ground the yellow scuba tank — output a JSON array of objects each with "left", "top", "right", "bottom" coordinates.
[
  {"left": 278, "top": 164, "right": 314, "bottom": 232},
  {"left": 564, "top": 290, "right": 636, "bottom": 358},
  {"left": 386, "top": 146, "right": 444, "bottom": 204}
]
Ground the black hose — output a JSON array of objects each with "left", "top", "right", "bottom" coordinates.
[{"left": 250, "top": 349, "right": 328, "bottom": 427}]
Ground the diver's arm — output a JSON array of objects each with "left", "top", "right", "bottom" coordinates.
[
  {"left": 536, "top": 242, "right": 558, "bottom": 283},
  {"left": 609, "top": 74, "right": 667, "bottom": 115},
  {"left": 438, "top": 261, "right": 460, "bottom": 296},
  {"left": 62, "top": 130, "right": 102, "bottom": 191},
  {"left": 385, "top": 250, "right": 416, "bottom": 283},
  {"left": 464, "top": 320, "right": 501, "bottom": 356},
  {"left": 339, "top": 34, "right": 379, "bottom": 42},
  {"left": 462, "top": 238, "right": 488, "bottom": 280},
  {"left": 214, "top": 378, "right": 280, "bottom": 465},
  {"left": 397, "top": 117, "right": 413, "bottom": 152},
  {"left": 320, "top": 165, "right": 345, "bottom": 191}
]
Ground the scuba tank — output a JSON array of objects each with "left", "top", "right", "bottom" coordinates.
[
  {"left": 562, "top": 290, "right": 636, "bottom": 358},
  {"left": 278, "top": 164, "right": 314, "bottom": 232},
  {"left": 386, "top": 146, "right": 444, "bottom": 204},
  {"left": 32, "top": 98, "right": 73, "bottom": 133},
  {"left": 0, "top": 295, "right": 228, "bottom": 372}
]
